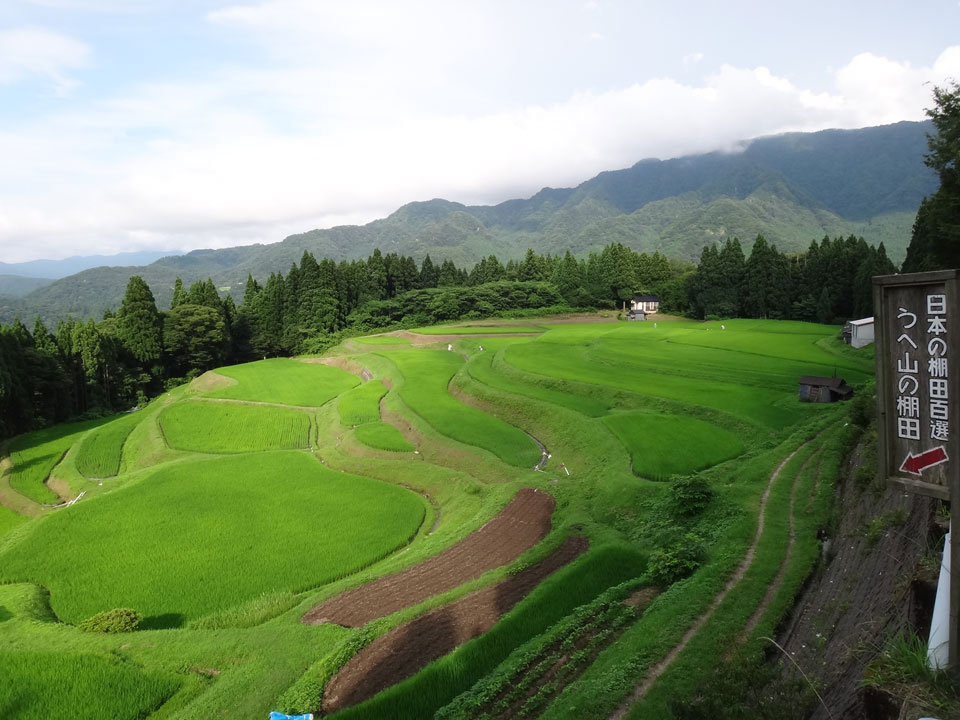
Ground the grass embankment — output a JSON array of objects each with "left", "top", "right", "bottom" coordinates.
[
  {"left": 205, "top": 357, "right": 359, "bottom": 405},
  {"left": 379, "top": 349, "right": 540, "bottom": 468},
  {"left": 0, "top": 452, "right": 425, "bottom": 626},
  {"left": 159, "top": 402, "right": 311, "bottom": 453}
]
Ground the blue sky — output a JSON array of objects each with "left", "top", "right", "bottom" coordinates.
[{"left": 1, "top": 0, "right": 958, "bottom": 263}]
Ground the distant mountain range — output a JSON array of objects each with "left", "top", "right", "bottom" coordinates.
[
  {"left": 1, "top": 120, "right": 936, "bottom": 324},
  {"left": 0, "top": 250, "right": 179, "bottom": 280}
]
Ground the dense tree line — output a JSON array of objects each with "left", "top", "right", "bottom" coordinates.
[
  {"left": 688, "top": 234, "right": 895, "bottom": 322},
  {"left": 0, "top": 244, "right": 687, "bottom": 440},
  {"left": 903, "top": 81, "right": 960, "bottom": 272}
]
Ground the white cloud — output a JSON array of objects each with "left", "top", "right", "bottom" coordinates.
[
  {"left": 0, "top": 26, "right": 90, "bottom": 92},
  {"left": 1, "top": 34, "right": 959, "bottom": 263},
  {"left": 682, "top": 52, "right": 704, "bottom": 65}
]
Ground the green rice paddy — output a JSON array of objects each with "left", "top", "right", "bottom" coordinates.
[
  {"left": 159, "top": 401, "right": 311, "bottom": 453},
  {"left": 0, "top": 452, "right": 425, "bottom": 624},
  {"left": 353, "top": 422, "right": 415, "bottom": 452},
  {"left": 339, "top": 380, "right": 388, "bottom": 426},
  {"left": 205, "top": 357, "right": 359, "bottom": 405},
  {"left": 0, "top": 317, "right": 875, "bottom": 720},
  {"left": 75, "top": 411, "right": 144, "bottom": 478},
  {"left": 7, "top": 418, "right": 109, "bottom": 504},
  {"left": 602, "top": 412, "right": 744, "bottom": 479},
  {"left": 380, "top": 349, "right": 541, "bottom": 467}
]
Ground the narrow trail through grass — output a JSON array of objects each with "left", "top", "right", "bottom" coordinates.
[{"left": 608, "top": 439, "right": 810, "bottom": 719}]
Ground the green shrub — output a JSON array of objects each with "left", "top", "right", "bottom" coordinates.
[
  {"left": 670, "top": 476, "right": 713, "bottom": 516},
  {"left": 648, "top": 533, "right": 705, "bottom": 585},
  {"left": 78, "top": 607, "right": 142, "bottom": 633}
]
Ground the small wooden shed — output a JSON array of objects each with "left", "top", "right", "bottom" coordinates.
[{"left": 798, "top": 376, "right": 854, "bottom": 403}]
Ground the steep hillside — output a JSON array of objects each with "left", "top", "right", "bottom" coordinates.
[{"left": 6, "top": 121, "right": 935, "bottom": 323}]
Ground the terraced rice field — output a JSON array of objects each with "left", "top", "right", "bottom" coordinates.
[
  {"left": 159, "top": 401, "right": 311, "bottom": 453},
  {"left": 0, "top": 451, "right": 425, "bottom": 625},
  {"left": 75, "top": 411, "right": 144, "bottom": 478},
  {"left": 205, "top": 357, "right": 359, "bottom": 405},
  {"left": 0, "top": 316, "right": 874, "bottom": 720},
  {"left": 380, "top": 349, "right": 541, "bottom": 468}
]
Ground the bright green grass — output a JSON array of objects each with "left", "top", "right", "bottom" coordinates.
[
  {"left": 354, "top": 336, "right": 412, "bottom": 345},
  {"left": 0, "top": 505, "right": 26, "bottom": 539},
  {"left": 411, "top": 325, "right": 547, "bottom": 335},
  {"left": 7, "top": 418, "right": 109, "bottom": 504},
  {"left": 334, "top": 545, "right": 647, "bottom": 720},
  {"left": 75, "top": 411, "right": 143, "bottom": 478},
  {"left": 467, "top": 350, "right": 611, "bottom": 418},
  {"left": 0, "top": 652, "right": 178, "bottom": 720},
  {"left": 664, "top": 323, "right": 868, "bottom": 375},
  {"left": 0, "top": 452, "right": 425, "bottom": 625},
  {"left": 159, "top": 401, "right": 310, "bottom": 453},
  {"left": 503, "top": 343, "right": 803, "bottom": 429},
  {"left": 205, "top": 358, "right": 359, "bottom": 405},
  {"left": 602, "top": 412, "right": 744, "bottom": 479},
  {"left": 339, "top": 380, "right": 388, "bottom": 426},
  {"left": 353, "top": 422, "right": 415, "bottom": 452},
  {"left": 589, "top": 334, "right": 871, "bottom": 391},
  {"left": 380, "top": 350, "right": 540, "bottom": 468}
]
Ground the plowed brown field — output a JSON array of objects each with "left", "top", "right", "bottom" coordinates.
[{"left": 302, "top": 487, "right": 554, "bottom": 627}]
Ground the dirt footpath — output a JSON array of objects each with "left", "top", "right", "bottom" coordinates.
[
  {"left": 321, "top": 535, "right": 589, "bottom": 713},
  {"left": 302, "top": 488, "right": 555, "bottom": 627}
]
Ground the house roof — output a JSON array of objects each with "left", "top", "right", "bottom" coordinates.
[
  {"left": 632, "top": 294, "right": 660, "bottom": 302},
  {"left": 847, "top": 317, "right": 874, "bottom": 326},
  {"left": 799, "top": 376, "right": 849, "bottom": 389}
]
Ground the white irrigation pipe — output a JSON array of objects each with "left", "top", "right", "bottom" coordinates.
[{"left": 928, "top": 523, "right": 951, "bottom": 669}]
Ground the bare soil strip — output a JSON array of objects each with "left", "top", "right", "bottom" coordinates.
[
  {"left": 608, "top": 443, "right": 807, "bottom": 719},
  {"left": 321, "top": 535, "right": 589, "bottom": 714},
  {"left": 302, "top": 356, "right": 370, "bottom": 379},
  {"left": 302, "top": 488, "right": 555, "bottom": 627}
]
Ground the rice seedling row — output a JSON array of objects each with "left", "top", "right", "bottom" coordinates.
[
  {"left": 159, "top": 401, "right": 311, "bottom": 453},
  {"left": 75, "top": 411, "right": 144, "bottom": 478},
  {"left": 339, "top": 380, "right": 388, "bottom": 426}
]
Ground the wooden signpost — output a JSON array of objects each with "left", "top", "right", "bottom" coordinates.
[{"left": 874, "top": 269, "right": 960, "bottom": 668}]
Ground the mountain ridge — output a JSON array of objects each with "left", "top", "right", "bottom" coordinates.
[{"left": 2, "top": 120, "right": 936, "bottom": 324}]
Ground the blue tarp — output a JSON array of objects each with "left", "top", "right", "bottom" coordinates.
[{"left": 269, "top": 713, "right": 313, "bottom": 720}]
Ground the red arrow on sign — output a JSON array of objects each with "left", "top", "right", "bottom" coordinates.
[{"left": 899, "top": 446, "right": 949, "bottom": 476}]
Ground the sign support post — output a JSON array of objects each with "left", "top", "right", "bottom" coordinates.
[{"left": 874, "top": 270, "right": 960, "bottom": 669}]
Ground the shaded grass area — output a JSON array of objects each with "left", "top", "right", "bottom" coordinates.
[
  {"left": 75, "top": 411, "right": 144, "bottom": 478},
  {"left": 331, "top": 545, "right": 647, "bottom": 720},
  {"left": 379, "top": 349, "right": 540, "bottom": 468},
  {"left": 0, "top": 452, "right": 425, "bottom": 625},
  {"left": 205, "top": 357, "right": 359, "bottom": 405},
  {"left": 339, "top": 380, "right": 388, "bottom": 426},
  {"left": 0, "top": 651, "right": 179, "bottom": 720},
  {"left": 7, "top": 418, "right": 110, "bottom": 504},
  {"left": 602, "top": 412, "right": 744, "bottom": 479},
  {"left": 353, "top": 423, "right": 415, "bottom": 452},
  {"left": 159, "top": 401, "right": 311, "bottom": 453}
]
